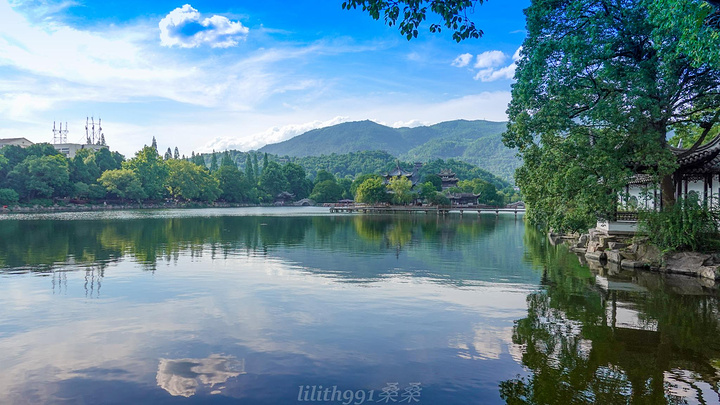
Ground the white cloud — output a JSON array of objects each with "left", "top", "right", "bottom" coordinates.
[
  {"left": 474, "top": 64, "right": 516, "bottom": 82},
  {"left": 474, "top": 50, "right": 506, "bottom": 69},
  {"left": 202, "top": 116, "right": 350, "bottom": 151},
  {"left": 512, "top": 46, "right": 523, "bottom": 62},
  {"left": 159, "top": 4, "right": 249, "bottom": 48},
  {"left": 451, "top": 53, "right": 473, "bottom": 68},
  {"left": 452, "top": 47, "right": 522, "bottom": 83}
]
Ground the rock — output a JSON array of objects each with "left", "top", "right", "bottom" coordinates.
[
  {"left": 636, "top": 243, "right": 662, "bottom": 267},
  {"left": 578, "top": 234, "right": 589, "bottom": 246},
  {"left": 608, "top": 242, "right": 628, "bottom": 250},
  {"left": 598, "top": 235, "right": 616, "bottom": 248},
  {"left": 571, "top": 247, "right": 587, "bottom": 254},
  {"left": 585, "top": 251, "right": 606, "bottom": 261},
  {"left": 621, "top": 260, "right": 647, "bottom": 269},
  {"left": 620, "top": 251, "right": 637, "bottom": 261},
  {"left": 605, "top": 250, "right": 622, "bottom": 263},
  {"left": 587, "top": 241, "right": 605, "bottom": 253},
  {"left": 664, "top": 252, "right": 719, "bottom": 280}
]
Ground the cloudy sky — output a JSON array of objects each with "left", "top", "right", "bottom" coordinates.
[{"left": 0, "top": 0, "right": 529, "bottom": 157}]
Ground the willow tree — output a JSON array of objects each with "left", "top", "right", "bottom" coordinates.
[{"left": 503, "top": 0, "right": 720, "bottom": 231}]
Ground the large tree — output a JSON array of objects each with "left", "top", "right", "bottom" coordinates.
[{"left": 503, "top": 0, "right": 720, "bottom": 231}]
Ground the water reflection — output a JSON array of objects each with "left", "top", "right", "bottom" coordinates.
[
  {"left": 0, "top": 211, "right": 531, "bottom": 286},
  {"left": 157, "top": 355, "right": 245, "bottom": 397},
  {"left": 501, "top": 227, "right": 720, "bottom": 404}
]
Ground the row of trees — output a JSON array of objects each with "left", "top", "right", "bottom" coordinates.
[{"left": 0, "top": 139, "right": 514, "bottom": 206}]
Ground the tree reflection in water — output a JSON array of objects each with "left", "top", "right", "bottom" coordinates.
[{"left": 501, "top": 227, "right": 720, "bottom": 404}]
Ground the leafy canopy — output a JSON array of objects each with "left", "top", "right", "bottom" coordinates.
[
  {"left": 342, "top": 0, "right": 484, "bottom": 42},
  {"left": 504, "top": 0, "right": 720, "bottom": 231}
]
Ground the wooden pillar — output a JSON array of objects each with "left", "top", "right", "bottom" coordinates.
[
  {"left": 684, "top": 178, "right": 688, "bottom": 198},
  {"left": 704, "top": 174, "right": 709, "bottom": 206},
  {"left": 710, "top": 175, "right": 714, "bottom": 208}
]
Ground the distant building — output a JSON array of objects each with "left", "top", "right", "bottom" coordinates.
[
  {"left": 448, "top": 193, "right": 480, "bottom": 206},
  {"left": 53, "top": 143, "right": 107, "bottom": 159},
  {"left": 382, "top": 162, "right": 422, "bottom": 187},
  {"left": 438, "top": 169, "right": 459, "bottom": 190},
  {"left": 274, "top": 191, "right": 295, "bottom": 205},
  {"left": 0, "top": 138, "right": 34, "bottom": 149}
]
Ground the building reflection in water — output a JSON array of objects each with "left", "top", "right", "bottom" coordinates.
[{"left": 156, "top": 355, "right": 246, "bottom": 397}]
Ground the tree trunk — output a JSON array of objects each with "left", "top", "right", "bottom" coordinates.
[{"left": 661, "top": 174, "right": 675, "bottom": 209}]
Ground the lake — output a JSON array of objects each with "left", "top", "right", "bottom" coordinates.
[{"left": 0, "top": 207, "right": 719, "bottom": 404}]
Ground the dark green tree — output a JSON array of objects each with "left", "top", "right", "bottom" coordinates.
[
  {"left": 310, "top": 180, "right": 343, "bottom": 203},
  {"left": 174, "top": 147, "right": 180, "bottom": 160},
  {"left": 504, "top": 0, "right": 720, "bottom": 231},
  {"left": 282, "top": 163, "right": 312, "bottom": 199},
  {"left": 422, "top": 174, "right": 443, "bottom": 191},
  {"left": 209, "top": 151, "right": 218, "bottom": 172},
  {"left": 259, "top": 161, "right": 289, "bottom": 197},
  {"left": 164, "top": 147, "right": 172, "bottom": 161},
  {"left": 315, "top": 169, "right": 336, "bottom": 184},
  {"left": 245, "top": 154, "right": 256, "bottom": 185},
  {"left": 215, "top": 164, "right": 249, "bottom": 202},
  {"left": 122, "top": 146, "right": 168, "bottom": 200}
]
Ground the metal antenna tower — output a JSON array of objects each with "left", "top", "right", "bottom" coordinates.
[{"left": 52, "top": 121, "right": 68, "bottom": 144}]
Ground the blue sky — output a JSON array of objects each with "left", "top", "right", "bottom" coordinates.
[{"left": 0, "top": 0, "right": 529, "bottom": 157}]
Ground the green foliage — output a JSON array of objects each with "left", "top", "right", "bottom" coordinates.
[
  {"left": 314, "top": 169, "right": 336, "bottom": 184},
  {"left": 341, "top": 0, "right": 484, "bottom": 42},
  {"left": 454, "top": 178, "right": 502, "bottom": 205},
  {"left": 310, "top": 180, "right": 343, "bottom": 203},
  {"left": 8, "top": 155, "right": 70, "bottom": 200},
  {"left": 355, "top": 177, "right": 389, "bottom": 204},
  {"left": 165, "top": 160, "right": 220, "bottom": 202},
  {"left": 122, "top": 146, "right": 168, "bottom": 200},
  {"left": 338, "top": 177, "right": 353, "bottom": 200},
  {"left": 648, "top": 0, "right": 720, "bottom": 68},
  {"left": 99, "top": 169, "right": 147, "bottom": 201},
  {"left": 0, "top": 188, "right": 19, "bottom": 205},
  {"left": 259, "top": 120, "right": 517, "bottom": 183},
  {"left": 504, "top": 0, "right": 720, "bottom": 231},
  {"left": 214, "top": 164, "right": 249, "bottom": 203},
  {"left": 387, "top": 176, "right": 414, "bottom": 205},
  {"left": 639, "top": 195, "right": 720, "bottom": 252},
  {"left": 428, "top": 192, "right": 450, "bottom": 206},
  {"left": 418, "top": 182, "right": 436, "bottom": 201},
  {"left": 282, "top": 163, "right": 312, "bottom": 200},
  {"left": 245, "top": 154, "right": 255, "bottom": 185},
  {"left": 259, "top": 161, "right": 289, "bottom": 197},
  {"left": 422, "top": 174, "right": 442, "bottom": 191},
  {"left": 351, "top": 173, "right": 382, "bottom": 196}
]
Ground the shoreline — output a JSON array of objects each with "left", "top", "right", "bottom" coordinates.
[
  {"left": 552, "top": 231, "right": 720, "bottom": 284},
  {"left": 0, "top": 201, "right": 269, "bottom": 215}
]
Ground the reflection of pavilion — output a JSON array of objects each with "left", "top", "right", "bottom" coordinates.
[
  {"left": 585, "top": 263, "right": 720, "bottom": 403},
  {"left": 156, "top": 354, "right": 245, "bottom": 397}
]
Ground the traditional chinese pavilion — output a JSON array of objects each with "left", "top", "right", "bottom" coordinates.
[
  {"left": 382, "top": 162, "right": 422, "bottom": 187},
  {"left": 438, "top": 169, "right": 459, "bottom": 190},
  {"left": 448, "top": 193, "right": 480, "bottom": 206}
]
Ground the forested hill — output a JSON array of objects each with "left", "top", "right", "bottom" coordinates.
[{"left": 257, "top": 120, "right": 519, "bottom": 182}]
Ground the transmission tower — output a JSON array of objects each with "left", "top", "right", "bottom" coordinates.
[
  {"left": 52, "top": 121, "right": 68, "bottom": 144},
  {"left": 85, "top": 117, "right": 105, "bottom": 145}
]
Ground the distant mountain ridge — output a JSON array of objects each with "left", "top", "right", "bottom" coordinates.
[{"left": 258, "top": 120, "right": 519, "bottom": 182}]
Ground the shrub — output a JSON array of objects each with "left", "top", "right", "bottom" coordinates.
[
  {"left": 0, "top": 188, "right": 19, "bottom": 205},
  {"left": 639, "top": 194, "right": 720, "bottom": 252}
]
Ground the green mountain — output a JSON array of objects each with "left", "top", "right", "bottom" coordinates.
[{"left": 258, "top": 120, "right": 519, "bottom": 182}]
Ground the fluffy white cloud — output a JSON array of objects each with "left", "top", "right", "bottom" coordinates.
[
  {"left": 452, "top": 47, "right": 522, "bottom": 82},
  {"left": 159, "top": 4, "right": 249, "bottom": 48},
  {"left": 474, "top": 50, "right": 506, "bottom": 69},
  {"left": 202, "top": 116, "right": 350, "bottom": 151},
  {"left": 451, "top": 53, "right": 473, "bottom": 68},
  {"left": 512, "top": 46, "right": 523, "bottom": 62}
]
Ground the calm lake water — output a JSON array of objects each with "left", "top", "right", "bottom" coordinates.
[{"left": 1, "top": 207, "right": 719, "bottom": 404}]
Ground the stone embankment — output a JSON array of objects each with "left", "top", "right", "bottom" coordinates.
[
  {"left": 552, "top": 230, "right": 720, "bottom": 281},
  {"left": 0, "top": 201, "right": 255, "bottom": 214}
]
